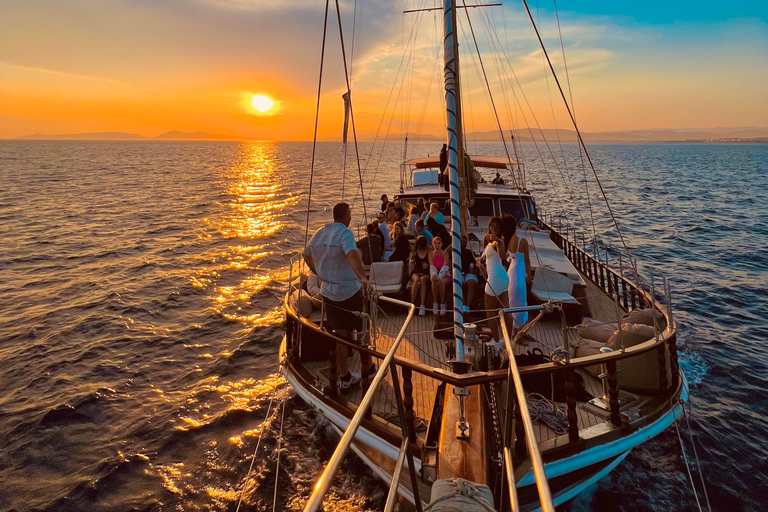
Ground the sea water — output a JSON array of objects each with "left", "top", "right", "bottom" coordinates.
[{"left": 0, "top": 140, "right": 766, "bottom": 511}]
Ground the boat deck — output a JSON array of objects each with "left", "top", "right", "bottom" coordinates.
[{"left": 302, "top": 273, "right": 629, "bottom": 445}]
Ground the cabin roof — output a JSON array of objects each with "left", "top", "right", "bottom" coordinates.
[
  {"left": 404, "top": 155, "right": 515, "bottom": 169},
  {"left": 399, "top": 183, "right": 530, "bottom": 197}
]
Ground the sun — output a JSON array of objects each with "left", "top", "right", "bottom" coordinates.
[{"left": 251, "top": 95, "right": 274, "bottom": 113}]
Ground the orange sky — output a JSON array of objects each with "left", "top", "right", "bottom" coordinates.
[{"left": 1, "top": 1, "right": 766, "bottom": 140}]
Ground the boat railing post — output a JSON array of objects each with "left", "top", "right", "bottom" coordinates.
[
  {"left": 614, "top": 292, "right": 624, "bottom": 352},
  {"left": 389, "top": 360, "right": 423, "bottom": 512},
  {"left": 383, "top": 437, "right": 410, "bottom": 512},
  {"left": 564, "top": 368, "right": 580, "bottom": 442},
  {"left": 503, "top": 368, "right": 521, "bottom": 512},
  {"left": 499, "top": 309, "right": 556, "bottom": 512},
  {"left": 327, "top": 324, "right": 338, "bottom": 398},
  {"left": 606, "top": 360, "right": 621, "bottom": 426}
]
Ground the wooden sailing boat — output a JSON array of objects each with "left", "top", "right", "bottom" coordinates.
[{"left": 280, "top": 1, "right": 687, "bottom": 510}]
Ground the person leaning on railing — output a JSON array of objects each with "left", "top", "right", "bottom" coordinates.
[{"left": 303, "top": 201, "right": 370, "bottom": 390}]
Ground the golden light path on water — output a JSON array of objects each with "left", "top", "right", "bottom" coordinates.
[
  {"left": 155, "top": 142, "right": 316, "bottom": 510},
  {"left": 194, "top": 142, "right": 301, "bottom": 329},
  {"left": 154, "top": 144, "right": 375, "bottom": 511}
]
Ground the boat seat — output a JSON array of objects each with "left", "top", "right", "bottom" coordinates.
[
  {"left": 369, "top": 261, "right": 405, "bottom": 294},
  {"left": 531, "top": 267, "right": 580, "bottom": 304}
]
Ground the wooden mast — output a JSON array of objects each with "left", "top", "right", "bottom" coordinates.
[{"left": 443, "top": 0, "right": 465, "bottom": 353}]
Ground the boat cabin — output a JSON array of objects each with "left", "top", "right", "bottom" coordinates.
[{"left": 398, "top": 155, "right": 536, "bottom": 241}]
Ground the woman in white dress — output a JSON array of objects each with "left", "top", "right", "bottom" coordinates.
[
  {"left": 504, "top": 217, "right": 532, "bottom": 334},
  {"left": 483, "top": 236, "right": 509, "bottom": 342}
]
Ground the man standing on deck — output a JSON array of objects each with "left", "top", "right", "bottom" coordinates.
[
  {"left": 304, "top": 202, "right": 370, "bottom": 390},
  {"left": 438, "top": 143, "right": 448, "bottom": 191}
]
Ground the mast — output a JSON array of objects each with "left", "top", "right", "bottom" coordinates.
[{"left": 443, "top": 0, "right": 464, "bottom": 354}]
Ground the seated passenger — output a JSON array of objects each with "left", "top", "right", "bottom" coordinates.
[
  {"left": 460, "top": 235, "right": 478, "bottom": 312},
  {"left": 410, "top": 235, "right": 432, "bottom": 316},
  {"left": 372, "top": 218, "right": 387, "bottom": 249},
  {"left": 426, "top": 216, "right": 451, "bottom": 252},
  {"left": 414, "top": 219, "right": 433, "bottom": 244},
  {"left": 380, "top": 194, "right": 389, "bottom": 212},
  {"left": 429, "top": 237, "right": 451, "bottom": 316},
  {"left": 394, "top": 199, "right": 406, "bottom": 221},
  {"left": 407, "top": 206, "right": 419, "bottom": 233},
  {"left": 356, "top": 222, "right": 382, "bottom": 265},
  {"left": 427, "top": 202, "right": 445, "bottom": 225},
  {"left": 491, "top": 172, "right": 504, "bottom": 185},
  {"left": 375, "top": 214, "right": 391, "bottom": 251},
  {"left": 385, "top": 201, "right": 399, "bottom": 225},
  {"left": 387, "top": 221, "right": 410, "bottom": 262},
  {"left": 416, "top": 197, "right": 427, "bottom": 216}
]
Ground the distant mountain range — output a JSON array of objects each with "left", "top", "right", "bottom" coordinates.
[
  {"left": 15, "top": 131, "right": 243, "bottom": 141},
  {"left": 396, "top": 127, "right": 768, "bottom": 143},
  {"left": 11, "top": 127, "right": 768, "bottom": 142}
]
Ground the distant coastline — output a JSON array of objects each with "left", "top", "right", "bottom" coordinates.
[{"left": 5, "top": 127, "right": 768, "bottom": 143}]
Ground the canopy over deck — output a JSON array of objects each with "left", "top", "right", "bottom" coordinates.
[{"left": 404, "top": 155, "right": 515, "bottom": 169}]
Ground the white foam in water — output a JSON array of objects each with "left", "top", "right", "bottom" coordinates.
[{"left": 677, "top": 350, "right": 707, "bottom": 386}]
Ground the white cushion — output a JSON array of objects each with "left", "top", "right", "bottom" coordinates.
[
  {"left": 531, "top": 290, "right": 580, "bottom": 304},
  {"left": 531, "top": 267, "right": 578, "bottom": 303},
  {"left": 622, "top": 308, "right": 666, "bottom": 331},
  {"left": 290, "top": 289, "right": 314, "bottom": 317},
  {"left": 577, "top": 317, "right": 617, "bottom": 344},
  {"left": 370, "top": 261, "right": 404, "bottom": 293},
  {"left": 607, "top": 323, "right": 655, "bottom": 350},
  {"left": 373, "top": 283, "right": 402, "bottom": 293}
]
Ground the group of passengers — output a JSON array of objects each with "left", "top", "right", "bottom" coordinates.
[
  {"left": 356, "top": 194, "right": 448, "bottom": 265},
  {"left": 302, "top": 200, "right": 536, "bottom": 390}
]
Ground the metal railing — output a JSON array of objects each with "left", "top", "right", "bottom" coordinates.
[
  {"left": 500, "top": 307, "right": 557, "bottom": 512},
  {"left": 302, "top": 295, "right": 420, "bottom": 512}
]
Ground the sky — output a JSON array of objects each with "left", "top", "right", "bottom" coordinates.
[{"left": 0, "top": 0, "right": 766, "bottom": 140}]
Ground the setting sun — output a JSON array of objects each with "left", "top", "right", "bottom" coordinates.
[{"left": 251, "top": 95, "right": 274, "bottom": 113}]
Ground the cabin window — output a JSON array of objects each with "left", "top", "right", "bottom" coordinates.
[
  {"left": 469, "top": 197, "right": 494, "bottom": 217},
  {"left": 499, "top": 198, "right": 533, "bottom": 221},
  {"left": 428, "top": 197, "right": 451, "bottom": 215}
]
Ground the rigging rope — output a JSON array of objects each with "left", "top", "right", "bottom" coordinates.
[
  {"left": 674, "top": 414, "right": 704, "bottom": 512},
  {"left": 271, "top": 392, "right": 287, "bottom": 512},
  {"left": 334, "top": 0, "right": 368, "bottom": 226},
  {"left": 475, "top": 7, "right": 594, "bottom": 243},
  {"left": 460, "top": 0, "right": 521, "bottom": 190},
  {"left": 234, "top": 391, "right": 277, "bottom": 512},
  {"left": 521, "top": 0, "right": 643, "bottom": 287},
  {"left": 302, "top": 0, "right": 331, "bottom": 255},
  {"left": 552, "top": 0, "right": 598, "bottom": 252},
  {"left": 683, "top": 402, "right": 713, "bottom": 511}
]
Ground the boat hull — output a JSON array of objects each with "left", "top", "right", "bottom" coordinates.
[{"left": 280, "top": 336, "right": 687, "bottom": 510}]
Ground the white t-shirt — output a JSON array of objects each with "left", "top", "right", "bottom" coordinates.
[{"left": 305, "top": 222, "right": 361, "bottom": 301}]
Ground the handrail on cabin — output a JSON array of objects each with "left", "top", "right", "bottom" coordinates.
[
  {"left": 302, "top": 295, "right": 417, "bottom": 512},
  {"left": 499, "top": 310, "right": 557, "bottom": 512}
]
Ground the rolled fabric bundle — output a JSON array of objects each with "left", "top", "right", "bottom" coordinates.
[
  {"left": 430, "top": 264, "right": 438, "bottom": 276},
  {"left": 290, "top": 289, "right": 314, "bottom": 317},
  {"left": 438, "top": 265, "right": 450, "bottom": 279}
]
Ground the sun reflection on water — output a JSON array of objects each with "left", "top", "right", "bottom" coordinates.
[{"left": 191, "top": 142, "right": 301, "bottom": 329}]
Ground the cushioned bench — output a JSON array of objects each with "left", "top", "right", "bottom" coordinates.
[{"left": 531, "top": 267, "right": 580, "bottom": 304}]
